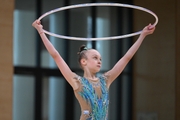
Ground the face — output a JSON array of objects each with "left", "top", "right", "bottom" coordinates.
[{"left": 82, "top": 49, "right": 102, "bottom": 73}]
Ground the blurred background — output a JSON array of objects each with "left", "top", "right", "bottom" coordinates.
[{"left": 0, "top": 0, "right": 179, "bottom": 120}]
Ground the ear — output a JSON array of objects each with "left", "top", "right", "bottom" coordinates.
[{"left": 80, "top": 58, "right": 87, "bottom": 66}]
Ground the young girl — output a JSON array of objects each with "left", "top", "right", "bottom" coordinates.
[{"left": 32, "top": 20, "right": 155, "bottom": 120}]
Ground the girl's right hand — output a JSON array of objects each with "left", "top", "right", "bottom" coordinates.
[{"left": 32, "top": 20, "right": 43, "bottom": 33}]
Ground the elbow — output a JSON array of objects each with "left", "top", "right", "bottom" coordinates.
[
  {"left": 123, "top": 54, "right": 133, "bottom": 62},
  {"left": 50, "top": 50, "right": 59, "bottom": 58}
]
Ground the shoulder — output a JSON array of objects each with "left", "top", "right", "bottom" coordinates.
[
  {"left": 99, "top": 73, "right": 111, "bottom": 88},
  {"left": 73, "top": 74, "right": 84, "bottom": 91},
  {"left": 98, "top": 73, "right": 109, "bottom": 85},
  {"left": 73, "top": 75, "right": 82, "bottom": 81},
  {"left": 99, "top": 73, "right": 109, "bottom": 81}
]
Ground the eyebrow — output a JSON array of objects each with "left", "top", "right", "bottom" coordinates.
[{"left": 92, "top": 54, "right": 102, "bottom": 59}]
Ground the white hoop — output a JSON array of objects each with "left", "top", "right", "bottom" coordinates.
[{"left": 38, "top": 3, "right": 158, "bottom": 41}]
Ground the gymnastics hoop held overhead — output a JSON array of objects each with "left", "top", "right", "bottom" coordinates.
[{"left": 38, "top": 3, "right": 158, "bottom": 41}]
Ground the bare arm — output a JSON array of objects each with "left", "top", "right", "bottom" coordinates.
[
  {"left": 105, "top": 24, "right": 156, "bottom": 88},
  {"left": 32, "top": 20, "right": 78, "bottom": 90}
]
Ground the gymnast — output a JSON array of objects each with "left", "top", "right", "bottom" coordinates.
[{"left": 32, "top": 19, "right": 155, "bottom": 120}]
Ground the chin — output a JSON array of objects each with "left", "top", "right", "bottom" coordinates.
[{"left": 96, "top": 69, "right": 101, "bottom": 73}]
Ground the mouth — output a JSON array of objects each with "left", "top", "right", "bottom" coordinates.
[{"left": 97, "top": 65, "right": 101, "bottom": 68}]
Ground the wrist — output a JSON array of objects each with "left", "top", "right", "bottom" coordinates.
[
  {"left": 140, "top": 32, "right": 147, "bottom": 37},
  {"left": 39, "top": 30, "right": 44, "bottom": 34},
  {"left": 139, "top": 33, "right": 146, "bottom": 40}
]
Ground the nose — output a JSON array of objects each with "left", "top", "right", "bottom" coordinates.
[{"left": 98, "top": 59, "right": 101, "bottom": 64}]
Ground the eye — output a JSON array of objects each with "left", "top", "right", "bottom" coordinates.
[{"left": 93, "top": 56, "right": 98, "bottom": 59}]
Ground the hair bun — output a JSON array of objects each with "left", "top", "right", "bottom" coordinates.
[{"left": 77, "top": 45, "right": 88, "bottom": 55}]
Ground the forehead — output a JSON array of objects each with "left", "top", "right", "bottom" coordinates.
[{"left": 87, "top": 49, "right": 101, "bottom": 57}]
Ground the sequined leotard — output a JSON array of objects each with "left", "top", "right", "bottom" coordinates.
[{"left": 74, "top": 75, "right": 109, "bottom": 120}]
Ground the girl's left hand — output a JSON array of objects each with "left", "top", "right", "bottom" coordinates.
[{"left": 142, "top": 23, "right": 156, "bottom": 36}]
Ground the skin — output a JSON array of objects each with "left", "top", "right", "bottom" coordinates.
[
  {"left": 80, "top": 49, "right": 102, "bottom": 78},
  {"left": 32, "top": 20, "right": 155, "bottom": 90}
]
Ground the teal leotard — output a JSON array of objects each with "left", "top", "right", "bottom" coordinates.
[{"left": 74, "top": 75, "right": 109, "bottom": 120}]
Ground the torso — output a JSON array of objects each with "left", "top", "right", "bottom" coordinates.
[{"left": 74, "top": 75, "right": 109, "bottom": 120}]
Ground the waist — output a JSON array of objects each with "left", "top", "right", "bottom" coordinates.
[{"left": 81, "top": 110, "right": 108, "bottom": 120}]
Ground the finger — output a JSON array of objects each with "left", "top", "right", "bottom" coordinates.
[
  {"left": 36, "top": 20, "right": 41, "bottom": 25},
  {"left": 32, "top": 20, "right": 37, "bottom": 27},
  {"left": 148, "top": 25, "right": 155, "bottom": 30}
]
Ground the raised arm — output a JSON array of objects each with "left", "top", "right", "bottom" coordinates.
[
  {"left": 32, "top": 20, "right": 78, "bottom": 90},
  {"left": 105, "top": 24, "right": 155, "bottom": 88}
]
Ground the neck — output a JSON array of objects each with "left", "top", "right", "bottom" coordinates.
[{"left": 83, "top": 70, "right": 97, "bottom": 79}]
